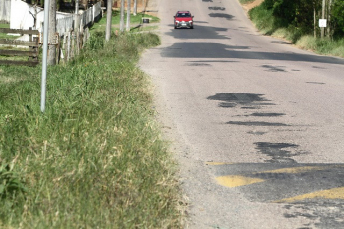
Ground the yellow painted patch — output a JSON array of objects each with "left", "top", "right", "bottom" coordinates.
[
  {"left": 275, "top": 187, "right": 344, "bottom": 203},
  {"left": 216, "top": 175, "right": 265, "bottom": 188},
  {"left": 260, "top": 166, "right": 324, "bottom": 174},
  {"left": 260, "top": 164, "right": 344, "bottom": 174}
]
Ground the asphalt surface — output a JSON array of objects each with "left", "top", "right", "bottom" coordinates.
[{"left": 140, "top": 0, "right": 344, "bottom": 228}]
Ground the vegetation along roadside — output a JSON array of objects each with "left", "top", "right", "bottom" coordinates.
[
  {"left": 0, "top": 13, "right": 184, "bottom": 228},
  {"left": 91, "top": 10, "right": 160, "bottom": 33},
  {"left": 242, "top": 0, "right": 344, "bottom": 58}
]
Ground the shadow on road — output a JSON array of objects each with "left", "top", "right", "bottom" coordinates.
[
  {"left": 162, "top": 42, "right": 344, "bottom": 65},
  {"left": 166, "top": 24, "right": 230, "bottom": 40}
]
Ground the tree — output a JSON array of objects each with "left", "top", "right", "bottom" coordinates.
[
  {"left": 126, "top": 0, "right": 131, "bottom": 31},
  {"left": 106, "top": 0, "right": 112, "bottom": 41},
  {"left": 332, "top": 0, "right": 344, "bottom": 36},
  {"left": 120, "top": 0, "right": 125, "bottom": 32},
  {"left": 48, "top": 0, "right": 56, "bottom": 65},
  {"left": 133, "top": 0, "right": 137, "bottom": 16}
]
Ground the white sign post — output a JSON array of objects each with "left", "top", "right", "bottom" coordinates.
[{"left": 319, "top": 19, "right": 327, "bottom": 28}]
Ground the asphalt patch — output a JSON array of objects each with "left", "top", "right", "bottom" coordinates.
[
  {"left": 271, "top": 41, "right": 292, "bottom": 45},
  {"left": 187, "top": 63, "right": 212, "bottom": 66},
  {"left": 284, "top": 200, "right": 344, "bottom": 228},
  {"left": 219, "top": 102, "right": 237, "bottom": 108},
  {"left": 241, "top": 106, "right": 259, "bottom": 109},
  {"left": 312, "top": 66, "right": 327, "bottom": 69},
  {"left": 209, "top": 13, "right": 234, "bottom": 20},
  {"left": 208, "top": 7, "right": 226, "bottom": 10},
  {"left": 247, "top": 131, "right": 267, "bottom": 135},
  {"left": 261, "top": 65, "right": 286, "bottom": 72},
  {"left": 207, "top": 93, "right": 274, "bottom": 109},
  {"left": 255, "top": 142, "right": 301, "bottom": 163},
  {"left": 250, "top": 112, "right": 285, "bottom": 117},
  {"left": 227, "top": 121, "right": 289, "bottom": 126},
  {"left": 208, "top": 93, "right": 269, "bottom": 103},
  {"left": 306, "top": 82, "right": 325, "bottom": 85},
  {"left": 166, "top": 27, "right": 229, "bottom": 41}
]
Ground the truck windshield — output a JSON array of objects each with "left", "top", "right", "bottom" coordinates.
[{"left": 177, "top": 13, "right": 191, "bottom": 17}]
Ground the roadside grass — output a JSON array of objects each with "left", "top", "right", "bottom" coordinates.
[
  {"left": 296, "top": 36, "right": 344, "bottom": 57},
  {"left": 248, "top": 6, "right": 275, "bottom": 35},
  {"left": 91, "top": 11, "right": 160, "bottom": 33},
  {"left": 0, "top": 23, "right": 183, "bottom": 229},
  {"left": 137, "top": 25, "right": 159, "bottom": 32},
  {"left": 248, "top": 2, "right": 344, "bottom": 58}
]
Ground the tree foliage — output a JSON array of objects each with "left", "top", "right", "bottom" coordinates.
[
  {"left": 259, "top": 0, "right": 344, "bottom": 38},
  {"left": 332, "top": 0, "right": 344, "bottom": 35}
]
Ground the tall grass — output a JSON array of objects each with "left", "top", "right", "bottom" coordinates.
[
  {"left": 296, "top": 35, "right": 344, "bottom": 57},
  {"left": 0, "top": 31, "right": 183, "bottom": 228},
  {"left": 249, "top": 6, "right": 275, "bottom": 35}
]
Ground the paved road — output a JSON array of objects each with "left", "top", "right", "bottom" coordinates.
[{"left": 140, "top": 0, "right": 344, "bottom": 228}]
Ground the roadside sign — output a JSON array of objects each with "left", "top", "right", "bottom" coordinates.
[{"left": 319, "top": 19, "right": 327, "bottom": 27}]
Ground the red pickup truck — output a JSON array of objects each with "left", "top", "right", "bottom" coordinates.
[{"left": 174, "top": 11, "right": 194, "bottom": 29}]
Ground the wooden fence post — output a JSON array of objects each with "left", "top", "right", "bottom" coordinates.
[
  {"left": 56, "top": 34, "right": 60, "bottom": 64},
  {"left": 67, "top": 30, "right": 71, "bottom": 61},
  {"left": 33, "top": 37, "right": 38, "bottom": 63},
  {"left": 62, "top": 32, "right": 67, "bottom": 63},
  {"left": 71, "top": 31, "right": 75, "bottom": 58},
  {"left": 29, "top": 27, "right": 33, "bottom": 62}
]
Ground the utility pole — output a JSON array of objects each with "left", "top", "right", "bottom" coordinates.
[
  {"left": 126, "top": 0, "right": 131, "bottom": 31},
  {"left": 313, "top": 1, "right": 316, "bottom": 38},
  {"left": 133, "top": 0, "right": 137, "bottom": 16},
  {"left": 120, "top": 0, "right": 125, "bottom": 32},
  {"left": 106, "top": 0, "right": 112, "bottom": 41},
  {"left": 75, "top": 0, "right": 79, "bottom": 28},
  {"left": 48, "top": 0, "right": 56, "bottom": 65},
  {"left": 41, "top": 0, "right": 50, "bottom": 112},
  {"left": 327, "top": 0, "right": 332, "bottom": 38}
]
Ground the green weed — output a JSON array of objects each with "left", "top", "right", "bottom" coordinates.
[
  {"left": 0, "top": 31, "right": 183, "bottom": 228},
  {"left": 296, "top": 35, "right": 317, "bottom": 51},
  {"left": 0, "top": 159, "right": 27, "bottom": 199},
  {"left": 249, "top": 6, "right": 275, "bottom": 35},
  {"left": 91, "top": 11, "right": 160, "bottom": 33}
]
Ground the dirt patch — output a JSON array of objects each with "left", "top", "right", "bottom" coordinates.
[{"left": 242, "top": 0, "right": 264, "bottom": 12}]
